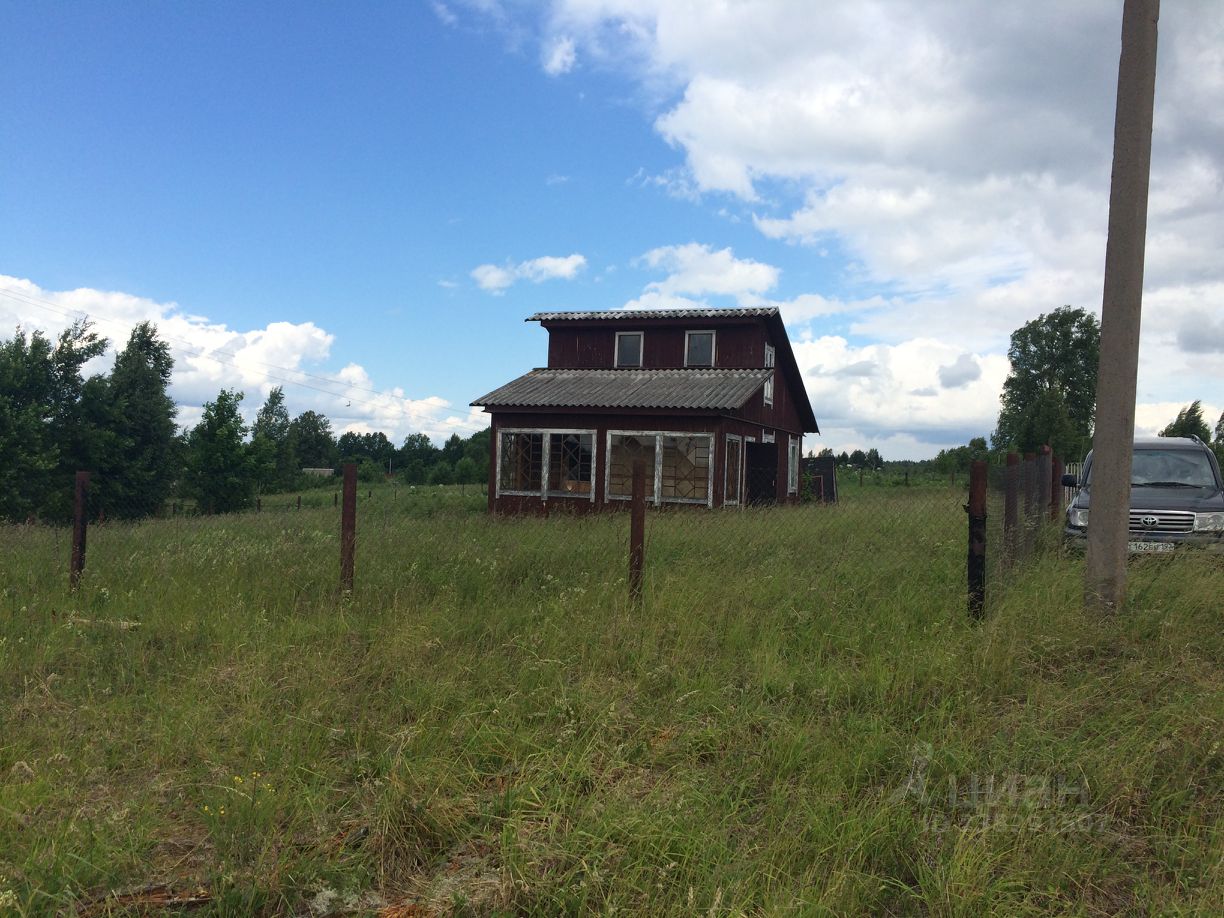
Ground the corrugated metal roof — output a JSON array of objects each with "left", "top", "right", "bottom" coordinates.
[
  {"left": 527, "top": 307, "right": 779, "bottom": 322},
  {"left": 472, "top": 367, "right": 772, "bottom": 410}
]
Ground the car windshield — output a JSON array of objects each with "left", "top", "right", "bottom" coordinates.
[
  {"left": 1085, "top": 449, "right": 1218, "bottom": 489},
  {"left": 1127, "top": 449, "right": 1217, "bottom": 488}
]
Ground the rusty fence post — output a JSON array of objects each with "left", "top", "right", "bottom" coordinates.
[
  {"left": 70, "top": 471, "right": 90, "bottom": 590},
  {"left": 967, "top": 460, "right": 987, "bottom": 619},
  {"left": 340, "top": 463, "right": 357, "bottom": 592},
  {"left": 1050, "top": 456, "right": 1065, "bottom": 522},
  {"left": 1022, "top": 452, "right": 1037, "bottom": 557},
  {"left": 1004, "top": 452, "right": 1019, "bottom": 564},
  {"left": 334, "top": 492, "right": 338, "bottom": 508},
  {"left": 629, "top": 459, "right": 646, "bottom": 606},
  {"left": 1037, "top": 446, "right": 1052, "bottom": 526}
]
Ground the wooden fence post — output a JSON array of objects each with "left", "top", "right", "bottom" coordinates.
[
  {"left": 629, "top": 459, "right": 646, "bottom": 606},
  {"left": 967, "top": 460, "right": 987, "bottom": 619},
  {"left": 1004, "top": 452, "right": 1019, "bottom": 563},
  {"left": 340, "top": 463, "right": 357, "bottom": 592},
  {"left": 1037, "top": 446, "right": 1052, "bottom": 524},
  {"left": 70, "top": 471, "right": 90, "bottom": 590}
]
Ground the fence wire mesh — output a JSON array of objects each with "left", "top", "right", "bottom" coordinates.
[{"left": 3, "top": 468, "right": 1027, "bottom": 620}]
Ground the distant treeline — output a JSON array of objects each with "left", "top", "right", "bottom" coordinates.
[{"left": 1, "top": 321, "right": 489, "bottom": 522}]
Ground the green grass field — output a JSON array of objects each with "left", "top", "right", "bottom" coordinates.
[{"left": 1, "top": 486, "right": 1220, "bottom": 916}]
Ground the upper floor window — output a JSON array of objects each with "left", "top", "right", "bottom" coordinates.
[
  {"left": 615, "top": 331, "right": 643, "bottom": 368},
  {"left": 685, "top": 330, "right": 715, "bottom": 367},
  {"left": 763, "top": 343, "right": 775, "bottom": 406}
]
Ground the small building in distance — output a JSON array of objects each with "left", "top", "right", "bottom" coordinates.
[{"left": 471, "top": 308, "right": 819, "bottom": 513}]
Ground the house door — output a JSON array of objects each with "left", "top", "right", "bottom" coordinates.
[{"left": 745, "top": 442, "right": 778, "bottom": 505}]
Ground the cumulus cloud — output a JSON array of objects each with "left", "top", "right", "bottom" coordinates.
[
  {"left": 0, "top": 275, "right": 483, "bottom": 444},
  {"left": 471, "top": 253, "right": 587, "bottom": 293},
  {"left": 543, "top": 35, "right": 577, "bottom": 75},
  {"left": 500, "top": 0, "right": 1224, "bottom": 454},
  {"left": 795, "top": 335, "right": 1010, "bottom": 450},
  {"left": 938, "top": 353, "right": 982, "bottom": 389}
]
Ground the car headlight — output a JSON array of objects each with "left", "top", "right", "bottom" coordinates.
[
  {"left": 1067, "top": 508, "right": 1090, "bottom": 528},
  {"left": 1194, "top": 512, "right": 1224, "bottom": 532}
]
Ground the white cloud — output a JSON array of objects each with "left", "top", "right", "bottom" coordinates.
[
  {"left": 0, "top": 275, "right": 483, "bottom": 444},
  {"left": 794, "top": 335, "right": 1010, "bottom": 456},
  {"left": 430, "top": 1, "right": 458, "bottom": 27},
  {"left": 938, "top": 353, "right": 982, "bottom": 389},
  {"left": 543, "top": 35, "right": 577, "bottom": 75},
  {"left": 471, "top": 253, "right": 588, "bottom": 293},
  {"left": 638, "top": 242, "right": 777, "bottom": 298}
]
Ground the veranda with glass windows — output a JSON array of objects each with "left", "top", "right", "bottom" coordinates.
[{"left": 491, "top": 419, "right": 802, "bottom": 512}]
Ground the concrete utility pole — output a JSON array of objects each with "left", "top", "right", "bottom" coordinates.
[{"left": 1085, "top": 0, "right": 1160, "bottom": 612}]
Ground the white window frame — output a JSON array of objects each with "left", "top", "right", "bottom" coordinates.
[
  {"left": 604, "top": 429, "right": 715, "bottom": 507},
  {"left": 615, "top": 331, "right": 644, "bottom": 368},
  {"left": 724, "top": 434, "right": 743, "bottom": 506},
  {"left": 763, "top": 343, "right": 776, "bottom": 407},
  {"left": 684, "top": 329, "right": 717, "bottom": 368},
  {"left": 495, "top": 427, "right": 597, "bottom": 501},
  {"left": 762, "top": 430, "right": 775, "bottom": 444},
  {"left": 788, "top": 435, "right": 800, "bottom": 495}
]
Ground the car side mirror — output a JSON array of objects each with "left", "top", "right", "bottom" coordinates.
[{"left": 1060, "top": 473, "right": 1078, "bottom": 488}]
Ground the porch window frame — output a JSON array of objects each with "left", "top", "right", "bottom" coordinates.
[
  {"left": 604, "top": 429, "right": 715, "bottom": 508},
  {"left": 724, "top": 434, "right": 743, "bottom": 506},
  {"left": 495, "top": 427, "right": 597, "bottom": 501},
  {"left": 788, "top": 435, "right": 801, "bottom": 495}
]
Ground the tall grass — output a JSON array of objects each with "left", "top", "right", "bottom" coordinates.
[{"left": 0, "top": 490, "right": 1220, "bottom": 916}]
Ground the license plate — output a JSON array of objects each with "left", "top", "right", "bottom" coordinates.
[{"left": 1128, "top": 541, "right": 1175, "bottom": 553}]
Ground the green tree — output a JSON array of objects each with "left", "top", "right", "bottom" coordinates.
[
  {"left": 398, "top": 432, "right": 437, "bottom": 469},
  {"left": 184, "top": 389, "right": 255, "bottom": 513},
  {"left": 288, "top": 410, "right": 337, "bottom": 470},
  {"left": 1158, "top": 400, "right": 1211, "bottom": 441},
  {"left": 441, "top": 433, "right": 465, "bottom": 467},
  {"left": 454, "top": 456, "right": 479, "bottom": 490},
  {"left": 252, "top": 386, "right": 297, "bottom": 491},
  {"left": 994, "top": 306, "right": 1100, "bottom": 454},
  {"left": 1214, "top": 411, "right": 1224, "bottom": 470},
  {"left": 106, "top": 322, "right": 177, "bottom": 517},
  {"left": 429, "top": 461, "right": 455, "bottom": 486},
  {"left": 402, "top": 459, "right": 427, "bottom": 485},
  {"left": 0, "top": 329, "right": 58, "bottom": 520}
]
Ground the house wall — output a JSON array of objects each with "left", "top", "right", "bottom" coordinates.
[
  {"left": 545, "top": 321, "right": 766, "bottom": 371},
  {"left": 542, "top": 319, "right": 806, "bottom": 438}
]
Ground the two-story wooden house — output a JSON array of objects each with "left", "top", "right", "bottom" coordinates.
[{"left": 472, "top": 307, "right": 819, "bottom": 513}]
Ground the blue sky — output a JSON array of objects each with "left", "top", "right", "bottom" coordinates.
[{"left": 3, "top": 1, "right": 1222, "bottom": 457}]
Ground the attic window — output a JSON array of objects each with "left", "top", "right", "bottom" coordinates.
[
  {"left": 685, "top": 330, "right": 715, "bottom": 367},
  {"left": 615, "top": 332, "right": 643, "bottom": 368}
]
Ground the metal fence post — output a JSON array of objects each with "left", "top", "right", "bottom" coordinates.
[
  {"left": 340, "top": 463, "right": 357, "bottom": 592},
  {"left": 70, "top": 471, "right": 90, "bottom": 590},
  {"left": 629, "top": 459, "right": 646, "bottom": 606},
  {"left": 1004, "top": 452, "right": 1019, "bottom": 563},
  {"left": 1022, "top": 452, "right": 1037, "bottom": 557},
  {"left": 967, "top": 460, "right": 987, "bottom": 619},
  {"left": 1037, "top": 446, "right": 1052, "bottom": 525},
  {"left": 1050, "top": 456, "right": 1065, "bottom": 522}
]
